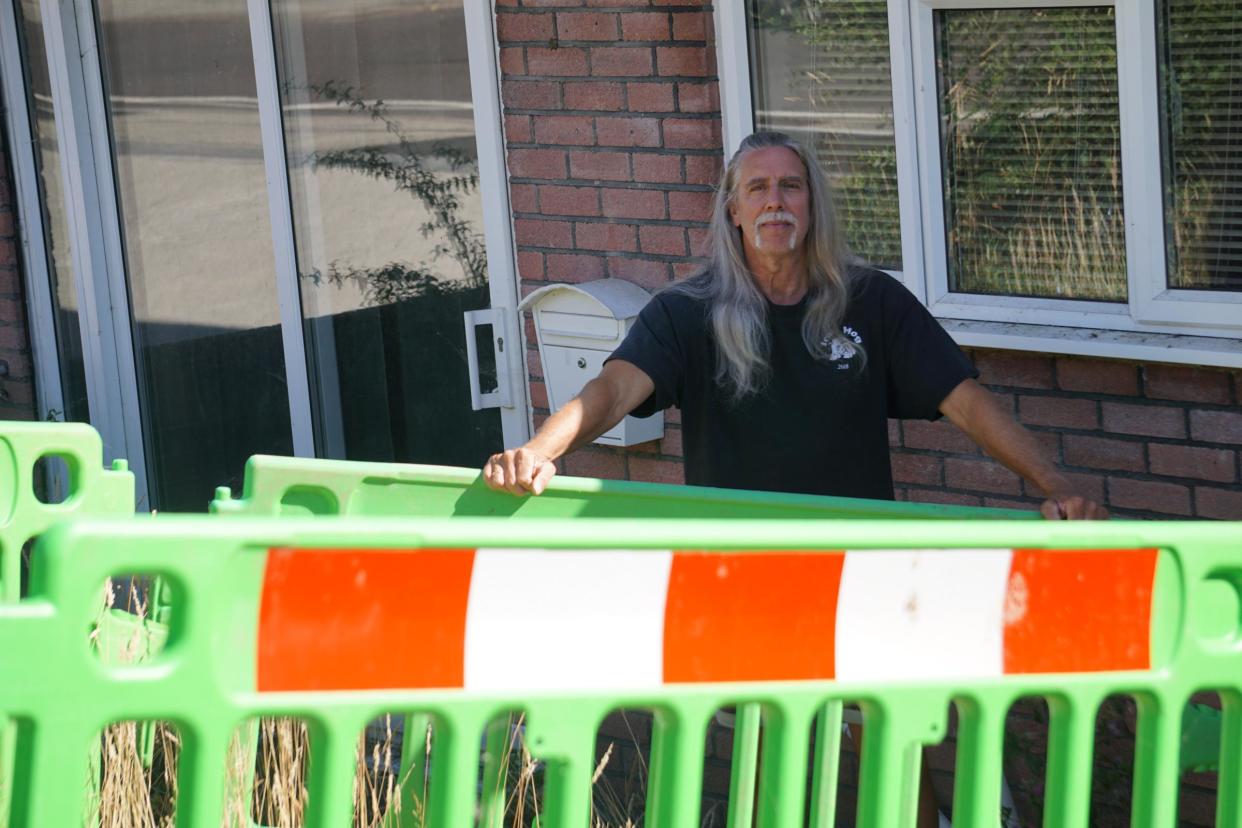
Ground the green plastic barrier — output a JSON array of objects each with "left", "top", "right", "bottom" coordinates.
[
  {"left": 0, "top": 423, "right": 135, "bottom": 826},
  {"left": 210, "top": 454, "right": 1040, "bottom": 521},
  {"left": 2, "top": 516, "right": 1239, "bottom": 828}
]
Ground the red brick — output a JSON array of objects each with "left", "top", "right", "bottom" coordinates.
[
  {"left": 1190, "top": 409, "right": 1242, "bottom": 445},
  {"left": 539, "top": 185, "right": 600, "bottom": 217},
  {"left": 660, "top": 426, "right": 683, "bottom": 457},
  {"left": 1017, "top": 396, "right": 1098, "bottom": 430},
  {"left": 608, "top": 257, "right": 671, "bottom": 291},
  {"left": 528, "top": 379, "right": 550, "bottom": 409},
  {"left": 526, "top": 347, "right": 544, "bottom": 379},
  {"left": 568, "top": 150, "right": 629, "bottom": 180},
  {"left": 902, "top": 419, "right": 978, "bottom": 454},
  {"left": 984, "top": 497, "right": 1038, "bottom": 512},
  {"left": 685, "top": 154, "right": 723, "bottom": 185},
  {"left": 517, "top": 251, "right": 545, "bottom": 281},
  {"left": 563, "top": 447, "right": 627, "bottom": 481},
  {"left": 0, "top": 326, "right": 29, "bottom": 350},
  {"left": 505, "top": 114, "right": 533, "bottom": 143},
  {"left": 527, "top": 47, "right": 589, "bottom": 76},
  {"left": 974, "top": 351, "right": 1054, "bottom": 389},
  {"left": 533, "top": 114, "right": 594, "bottom": 145},
  {"left": 585, "top": 0, "right": 647, "bottom": 6},
  {"left": 497, "top": 12, "right": 555, "bottom": 41},
  {"left": 575, "top": 222, "right": 638, "bottom": 252},
  {"left": 629, "top": 456, "right": 685, "bottom": 485},
  {"left": 1143, "top": 364, "right": 1232, "bottom": 404},
  {"left": 546, "top": 252, "right": 606, "bottom": 282},
  {"left": 663, "top": 117, "right": 721, "bottom": 149},
  {"left": 502, "top": 80, "right": 560, "bottom": 109},
  {"left": 495, "top": 0, "right": 518, "bottom": 7},
  {"left": 944, "top": 457, "right": 1022, "bottom": 496},
  {"left": 639, "top": 225, "right": 686, "bottom": 256},
  {"left": 620, "top": 11, "right": 668, "bottom": 40},
  {"left": 509, "top": 183, "right": 539, "bottom": 212},
  {"left": 672, "top": 11, "right": 708, "bottom": 40},
  {"left": 890, "top": 452, "right": 943, "bottom": 486},
  {"left": 657, "top": 46, "right": 710, "bottom": 76},
  {"left": 595, "top": 116, "right": 661, "bottom": 147},
  {"left": 668, "top": 190, "right": 713, "bottom": 222},
  {"left": 1063, "top": 435, "right": 1144, "bottom": 472},
  {"left": 601, "top": 188, "right": 665, "bottom": 220},
  {"left": 556, "top": 11, "right": 618, "bottom": 40},
  {"left": 906, "top": 488, "right": 983, "bottom": 508},
  {"left": 677, "top": 82, "right": 719, "bottom": 113},
  {"left": 563, "top": 81, "right": 624, "bottom": 111},
  {"left": 1149, "top": 444, "right": 1236, "bottom": 482},
  {"left": 524, "top": 0, "right": 584, "bottom": 7},
  {"left": 514, "top": 218, "right": 574, "bottom": 248},
  {"left": 1196, "top": 486, "right": 1242, "bottom": 520},
  {"left": 590, "top": 47, "right": 654, "bottom": 77},
  {"left": 508, "top": 148, "right": 567, "bottom": 179},
  {"left": 1023, "top": 470, "right": 1106, "bottom": 504},
  {"left": 1101, "top": 402, "right": 1187, "bottom": 439},
  {"left": 1108, "top": 478, "right": 1192, "bottom": 516},
  {"left": 499, "top": 46, "right": 525, "bottom": 75},
  {"left": 0, "top": 246, "right": 14, "bottom": 271},
  {"left": 627, "top": 82, "right": 676, "bottom": 112},
  {"left": 1055, "top": 357, "right": 1140, "bottom": 396},
  {"left": 632, "top": 153, "right": 682, "bottom": 183},
  {"left": 686, "top": 227, "right": 710, "bottom": 256},
  {"left": 0, "top": 211, "right": 13, "bottom": 237}
]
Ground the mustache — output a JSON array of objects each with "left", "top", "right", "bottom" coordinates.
[{"left": 753, "top": 211, "right": 798, "bottom": 234}]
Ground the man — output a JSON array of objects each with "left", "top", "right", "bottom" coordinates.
[{"left": 485, "top": 131, "right": 1106, "bottom": 521}]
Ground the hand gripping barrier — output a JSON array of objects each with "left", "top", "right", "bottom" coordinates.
[{"left": 2, "top": 517, "right": 1239, "bottom": 828}]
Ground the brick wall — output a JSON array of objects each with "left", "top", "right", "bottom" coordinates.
[
  {"left": 497, "top": 0, "right": 718, "bottom": 486},
  {"left": 0, "top": 120, "right": 38, "bottom": 421},
  {"left": 891, "top": 352, "right": 1242, "bottom": 520},
  {"left": 496, "top": 4, "right": 1242, "bottom": 522}
]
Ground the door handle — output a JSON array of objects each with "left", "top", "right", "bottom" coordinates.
[{"left": 463, "top": 308, "right": 513, "bottom": 411}]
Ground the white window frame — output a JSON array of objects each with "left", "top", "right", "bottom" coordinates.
[
  {"left": 4, "top": 0, "right": 527, "bottom": 506},
  {"left": 716, "top": 0, "right": 1242, "bottom": 369}
]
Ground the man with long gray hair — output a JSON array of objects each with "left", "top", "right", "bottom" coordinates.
[{"left": 485, "top": 131, "right": 1104, "bottom": 520}]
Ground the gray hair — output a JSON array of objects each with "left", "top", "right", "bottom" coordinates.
[{"left": 672, "top": 131, "right": 860, "bottom": 398}]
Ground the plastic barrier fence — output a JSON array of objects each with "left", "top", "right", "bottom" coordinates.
[
  {"left": 2, "top": 516, "right": 1239, "bottom": 828},
  {"left": 211, "top": 454, "right": 1039, "bottom": 521}
]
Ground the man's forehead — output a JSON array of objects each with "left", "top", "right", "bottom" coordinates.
[{"left": 737, "top": 146, "right": 807, "bottom": 182}]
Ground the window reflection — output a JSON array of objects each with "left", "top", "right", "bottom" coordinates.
[{"left": 274, "top": 0, "right": 501, "bottom": 464}]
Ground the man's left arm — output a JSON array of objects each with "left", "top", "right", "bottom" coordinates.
[{"left": 938, "top": 378, "right": 1108, "bottom": 520}]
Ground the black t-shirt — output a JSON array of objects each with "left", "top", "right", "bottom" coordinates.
[{"left": 608, "top": 267, "right": 978, "bottom": 500}]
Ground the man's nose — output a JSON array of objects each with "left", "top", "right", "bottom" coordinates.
[{"left": 763, "top": 185, "right": 784, "bottom": 211}]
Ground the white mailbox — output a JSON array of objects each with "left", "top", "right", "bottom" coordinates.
[{"left": 518, "top": 278, "right": 663, "bottom": 447}]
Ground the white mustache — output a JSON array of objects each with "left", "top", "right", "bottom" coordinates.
[{"left": 753, "top": 211, "right": 799, "bottom": 250}]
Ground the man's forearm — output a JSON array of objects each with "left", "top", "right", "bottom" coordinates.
[{"left": 525, "top": 379, "right": 624, "bottom": 461}]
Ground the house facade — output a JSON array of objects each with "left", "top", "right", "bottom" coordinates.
[{"left": 0, "top": 0, "right": 1239, "bottom": 517}]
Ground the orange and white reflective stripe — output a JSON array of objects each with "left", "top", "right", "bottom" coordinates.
[{"left": 255, "top": 546, "right": 1158, "bottom": 693}]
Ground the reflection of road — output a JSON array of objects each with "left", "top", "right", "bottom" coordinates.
[{"left": 115, "top": 100, "right": 484, "bottom": 340}]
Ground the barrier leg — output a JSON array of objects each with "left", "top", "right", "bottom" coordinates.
[
  {"left": 15, "top": 717, "right": 95, "bottom": 827},
  {"left": 854, "top": 705, "right": 922, "bottom": 828},
  {"left": 529, "top": 707, "right": 597, "bottom": 828},
  {"left": 1215, "top": 693, "right": 1242, "bottom": 828},
  {"left": 394, "top": 712, "right": 432, "bottom": 828},
  {"left": 425, "top": 711, "right": 487, "bottom": 828},
  {"left": 808, "top": 700, "right": 845, "bottom": 828},
  {"left": 1041, "top": 694, "right": 1097, "bottom": 828},
  {"left": 478, "top": 716, "right": 512, "bottom": 828},
  {"left": 645, "top": 700, "right": 710, "bottom": 828},
  {"left": 727, "top": 703, "right": 763, "bottom": 828},
  {"left": 1130, "top": 694, "right": 1183, "bottom": 826},
  {"left": 303, "top": 719, "right": 360, "bottom": 828},
  {"left": 755, "top": 699, "right": 815, "bottom": 828},
  {"left": 950, "top": 697, "right": 1005, "bottom": 828},
  {"left": 178, "top": 722, "right": 232, "bottom": 828}
]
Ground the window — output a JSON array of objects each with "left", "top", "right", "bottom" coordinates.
[{"left": 724, "top": 0, "right": 1242, "bottom": 366}]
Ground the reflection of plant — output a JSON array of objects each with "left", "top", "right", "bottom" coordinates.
[{"left": 300, "top": 81, "right": 486, "bottom": 305}]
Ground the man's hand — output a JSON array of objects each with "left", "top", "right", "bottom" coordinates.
[
  {"left": 483, "top": 447, "right": 557, "bottom": 496},
  {"left": 1039, "top": 492, "right": 1109, "bottom": 521}
]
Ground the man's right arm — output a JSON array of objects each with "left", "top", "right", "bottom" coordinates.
[{"left": 482, "top": 359, "right": 655, "bottom": 495}]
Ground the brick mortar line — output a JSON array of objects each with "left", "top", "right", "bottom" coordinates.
[
  {"left": 993, "top": 384, "right": 1238, "bottom": 408},
  {"left": 510, "top": 178, "right": 717, "bottom": 191},
  {"left": 519, "top": 248, "right": 708, "bottom": 263},
  {"left": 503, "top": 108, "right": 720, "bottom": 118},
  {"left": 901, "top": 484, "right": 1196, "bottom": 519},
  {"left": 505, "top": 142, "right": 721, "bottom": 156},
  {"left": 499, "top": 6, "right": 712, "bottom": 13},
  {"left": 515, "top": 216, "right": 712, "bottom": 227},
  {"left": 502, "top": 74, "right": 720, "bottom": 84}
]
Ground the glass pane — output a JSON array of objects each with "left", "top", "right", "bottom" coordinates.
[
  {"left": 95, "top": 0, "right": 293, "bottom": 510},
  {"left": 748, "top": 0, "right": 901, "bottom": 270},
  {"left": 15, "top": 0, "right": 89, "bottom": 422},
  {"left": 1158, "top": 0, "right": 1242, "bottom": 292},
  {"left": 272, "top": 0, "right": 502, "bottom": 465},
  {"left": 937, "top": 7, "right": 1126, "bottom": 302}
]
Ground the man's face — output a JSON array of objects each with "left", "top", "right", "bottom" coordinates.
[{"left": 728, "top": 146, "right": 812, "bottom": 256}]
